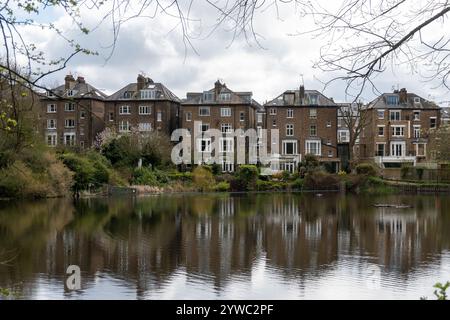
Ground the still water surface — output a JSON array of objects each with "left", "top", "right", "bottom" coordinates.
[{"left": 0, "top": 193, "right": 449, "bottom": 299}]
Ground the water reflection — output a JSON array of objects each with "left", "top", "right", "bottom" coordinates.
[{"left": 0, "top": 193, "right": 449, "bottom": 299}]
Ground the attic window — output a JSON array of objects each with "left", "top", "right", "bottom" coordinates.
[
  {"left": 123, "top": 91, "right": 132, "bottom": 99},
  {"left": 309, "top": 94, "right": 318, "bottom": 105},
  {"left": 67, "top": 89, "right": 76, "bottom": 97},
  {"left": 386, "top": 95, "right": 399, "bottom": 105},
  {"left": 414, "top": 97, "right": 421, "bottom": 104},
  {"left": 203, "top": 92, "right": 214, "bottom": 101},
  {"left": 219, "top": 93, "right": 231, "bottom": 101},
  {"left": 141, "top": 90, "right": 156, "bottom": 99},
  {"left": 46, "top": 91, "right": 55, "bottom": 97}
]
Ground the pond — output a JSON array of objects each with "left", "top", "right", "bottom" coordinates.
[{"left": 0, "top": 193, "right": 449, "bottom": 299}]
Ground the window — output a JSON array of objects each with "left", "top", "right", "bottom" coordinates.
[
  {"left": 281, "top": 162, "right": 295, "bottom": 173},
  {"left": 390, "top": 110, "right": 401, "bottom": 121},
  {"left": 67, "top": 89, "right": 75, "bottom": 97},
  {"left": 123, "top": 91, "right": 132, "bottom": 99},
  {"left": 414, "top": 97, "right": 421, "bottom": 104},
  {"left": 65, "top": 103, "right": 75, "bottom": 112},
  {"left": 272, "top": 119, "right": 276, "bottom": 127},
  {"left": 270, "top": 108, "right": 277, "bottom": 115},
  {"left": 326, "top": 139, "right": 332, "bottom": 145},
  {"left": 257, "top": 126, "right": 263, "bottom": 139},
  {"left": 391, "top": 126, "right": 405, "bottom": 136},
  {"left": 287, "top": 109, "right": 294, "bottom": 118},
  {"left": 199, "top": 123, "right": 210, "bottom": 132},
  {"left": 326, "top": 120, "right": 332, "bottom": 127},
  {"left": 221, "top": 107, "right": 231, "bottom": 117},
  {"left": 220, "top": 138, "right": 233, "bottom": 153},
  {"left": 109, "top": 112, "right": 114, "bottom": 122},
  {"left": 328, "top": 150, "right": 333, "bottom": 158},
  {"left": 386, "top": 95, "right": 399, "bottom": 105},
  {"left": 390, "top": 142, "right": 405, "bottom": 157},
  {"left": 413, "top": 125, "right": 421, "bottom": 138},
  {"left": 203, "top": 92, "right": 214, "bottom": 101},
  {"left": 309, "top": 94, "right": 318, "bottom": 105},
  {"left": 65, "top": 119, "right": 75, "bottom": 128},
  {"left": 119, "top": 105, "right": 130, "bottom": 115},
  {"left": 282, "top": 140, "right": 298, "bottom": 155},
  {"left": 240, "top": 111, "right": 245, "bottom": 122},
  {"left": 80, "top": 111, "right": 85, "bottom": 119},
  {"left": 286, "top": 124, "right": 294, "bottom": 136},
  {"left": 257, "top": 113, "right": 263, "bottom": 123},
  {"left": 139, "top": 105, "right": 151, "bottom": 115},
  {"left": 199, "top": 107, "right": 210, "bottom": 116},
  {"left": 309, "top": 108, "right": 317, "bottom": 119},
  {"left": 430, "top": 117, "right": 437, "bottom": 128},
  {"left": 186, "top": 112, "right": 192, "bottom": 121},
  {"left": 46, "top": 91, "right": 55, "bottom": 98},
  {"left": 378, "top": 126, "right": 384, "bottom": 136},
  {"left": 157, "top": 111, "right": 162, "bottom": 122},
  {"left": 310, "top": 125, "right": 317, "bottom": 136},
  {"left": 377, "top": 109, "right": 385, "bottom": 119},
  {"left": 198, "top": 138, "right": 211, "bottom": 152},
  {"left": 138, "top": 123, "right": 152, "bottom": 132},
  {"left": 338, "top": 130, "right": 349, "bottom": 143},
  {"left": 219, "top": 93, "right": 231, "bottom": 101},
  {"left": 140, "top": 90, "right": 156, "bottom": 99},
  {"left": 46, "top": 133, "right": 57, "bottom": 146},
  {"left": 413, "top": 111, "right": 420, "bottom": 121},
  {"left": 221, "top": 123, "right": 232, "bottom": 133},
  {"left": 64, "top": 133, "right": 76, "bottom": 146},
  {"left": 222, "top": 162, "right": 234, "bottom": 172},
  {"left": 376, "top": 143, "right": 385, "bottom": 156},
  {"left": 119, "top": 121, "right": 131, "bottom": 132},
  {"left": 417, "top": 143, "right": 426, "bottom": 156},
  {"left": 305, "top": 140, "right": 321, "bottom": 156},
  {"left": 47, "top": 104, "right": 57, "bottom": 113}
]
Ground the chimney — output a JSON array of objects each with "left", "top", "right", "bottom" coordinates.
[
  {"left": 64, "top": 74, "right": 76, "bottom": 90},
  {"left": 77, "top": 76, "right": 85, "bottom": 84},
  {"left": 399, "top": 88, "right": 407, "bottom": 104},
  {"left": 299, "top": 85, "right": 305, "bottom": 105},
  {"left": 137, "top": 74, "right": 146, "bottom": 91},
  {"left": 214, "top": 80, "right": 222, "bottom": 100}
]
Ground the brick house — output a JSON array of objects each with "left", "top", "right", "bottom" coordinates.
[
  {"left": 181, "top": 80, "right": 261, "bottom": 172},
  {"left": 359, "top": 88, "right": 440, "bottom": 167},
  {"left": 105, "top": 74, "right": 181, "bottom": 136},
  {"left": 40, "top": 75, "right": 107, "bottom": 148},
  {"left": 263, "top": 86, "right": 340, "bottom": 173}
]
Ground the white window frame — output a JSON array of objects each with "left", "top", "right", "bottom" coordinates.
[
  {"left": 64, "top": 119, "right": 75, "bottom": 128},
  {"left": 119, "top": 105, "right": 131, "bottom": 115},
  {"left": 222, "top": 161, "right": 234, "bottom": 173},
  {"left": 157, "top": 111, "right": 162, "bottom": 122},
  {"left": 257, "top": 113, "right": 263, "bottom": 123},
  {"left": 221, "top": 107, "right": 231, "bottom": 117},
  {"left": 305, "top": 140, "right": 321, "bottom": 156},
  {"left": 413, "top": 125, "right": 421, "bottom": 138},
  {"left": 287, "top": 109, "right": 294, "bottom": 118},
  {"left": 390, "top": 141, "right": 406, "bottom": 157},
  {"left": 282, "top": 140, "right": 298, "bottom": 155},
  {"left": 430, "top": 117, "right": 437, "bottom": 128},
  {"left": 218, "top": 93, "right": 231, "bottom": 101},
  {"left": 199, "top": 106, "right": 210, "bottom": 116},
  {"left": 64, "top": 103, "right": 75, "bottom": 112},
  {"left": 63, "top": 132, "right": 76, "bottom": 146},
  {"left": 140, "top": 90, "right": 156, "bottom": 99},
  {"left": 413, "top": 110, "right": 420, "bottom": 121},
  {"left": 46, "top": 133, "right": 57, "bottom": 146},
  {"left": 186, "top": 112, "right": 192, "bottom": 122},
  {"left": 377, "top": 125, "right": 385, "bottom": 137},
  {"left": 309, "top": 108, "right": 317, "bottom": 119},
  {"left": 239, "top": 111, "right": 245, "bottom": 122},
  {"left": 138, "top": 123, "right": 152, "bottom": 132},
  {"left": 286, "top": 124, "right": 294, "bottom": 136},
  {"left": 118, "top": 121, "right": 131, "bottom": 132},
  {"left": 221, "top": 123, "right": 232, "bottom": 133},
  {"left": 377, "top": 109, "right": 385, "bottom": 119},
  {"left": 220, "top": 137, "right": 234, "bottom": 153},
  {"left": 197, "top": 138, "right": 211, "bottom": 153},
  {"left": 199, "top": 123, "right": 210, "bottom": 132},
  {"left": 270, "top": 108, "right": 277, "bottom": 115},
  {"left": 47, "top": 119, "right": 57, "bottom": 129},
  {"left": 310, "top": 125, "right": 317, "bottom": 137},
  {"left": 139, "top": 105, "right": 151, "bottom": 115},
  {"left": 376, "top": 143, "right": 385, "bottom": 156},
  {"left": 47, "top": 104, "right": 57, "bottom": 113},
  {"left": 391, "top": 125, "right": 405, "bottom": 137},
  {"left": 389, "top": 110, "right": 401, "bottom": 121}
]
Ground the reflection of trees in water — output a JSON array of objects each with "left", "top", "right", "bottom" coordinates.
[{"left": 0, "top": 193, "right": 449, "bottom": 297}]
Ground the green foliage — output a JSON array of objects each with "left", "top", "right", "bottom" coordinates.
[
  {"left": 416, "top": 167, "right": 425, "bottom": 180},
  {"left": 193, "top": 166, "right": 215, "bottom": 192},
  {"left": 101, "top": 135, "right": 140, "bottom": 167},
  {"left": 213, "top": 181, "right": 230, "bottom": 192},
  {"left": 291, "top": 178, "right": 304, "bottom": 190},
  {"left": 433, "top": 281, "right": 449, "bottom": 300},
  {"left": 210, "top": 163, "right": 222, "bottom": 175},
  {"left": 303, "top": 171, "right": 340, "bottom": 191},
  {"left": 233, "top": 165, "right": 259, "bottom": 191},
  {"left": 299, "top": 154, "right": 321, "bottom": 177},
  {"left": 132, "top": 167, "right": 159, "bottom": 186},
  {"left": 355, "top": 163, "right": 378, "bottom": 176},
  {"left": 256, "top": 179, "right": 288, "bottom": 191}
]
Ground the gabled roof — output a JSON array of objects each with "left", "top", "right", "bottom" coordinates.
[
  {"left": 264, "top": 89, "right": 337, "bottom": 107},
  {"left": 43, "top": 80, "right": 107, "bottom": 100},
  {"left": 182, "top": 81, "right": 259, "bottom": 109},
  {"left": 107, "top": 81, "right": 180, "bottom": 102},
  {"left": 368, "top": 91, "right": 439, "bottom": 110}
]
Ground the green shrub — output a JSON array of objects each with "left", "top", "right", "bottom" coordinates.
[
  {"left": 291, "top": 178, "right": 304, "bottom": 190},
  {"left": 213, "top": 181, "right": 230, "bottom": 192},
  {"left": 132, "top": 167, "right": 159, "bottom": 186},
  {"left": 256, "top": 179, "right": 288, "bottom": 191},
  {"left": 303, "top": 171, "right": 340, "bottom": 190},
  {"left": 234, "top": 165, "right": 259, "bottom": 191},
  {"left": 193, "top": 166, "right": 215, "bottom": 191},
  {"left": 416, "top": 167, "right": 425, "bottom": 180},
  {"left": 355, "top": 163, "right": 378, "bottom": 176}
]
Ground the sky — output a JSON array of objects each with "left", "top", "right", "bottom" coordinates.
[{"left": 13, "top": 0, "right": 450, "bottom": 106}]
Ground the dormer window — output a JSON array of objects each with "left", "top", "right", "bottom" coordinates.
[
  {"left": 141, "top": 90, "right": 156, "bottom": 99},
  {"left": 67, "top": 89, "right": 76, "bottom": 97},
  {"left": 386, "top": 95, "right": 399, "bottom": 105},
  {"left": 123, "top": 91, "right": 132, "bottom": 99},
  {"left": 414, "top": 97, "right": 421, "bottom": 104},
  {"left": 309, "top": 94, "right": 318, "bottom": 105},
  {"left": 219, "top": 93, "right": 231, "bottom": 101},
  {"left": 203, "top": 92, "right": 214, "bottom": 102},
  {"left": 46, "top": 91, "right": 55, "bottom": 98}
]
